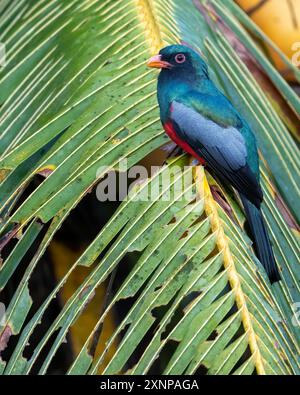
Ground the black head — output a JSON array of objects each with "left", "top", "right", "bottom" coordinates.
[{"left": 147, "top": 44, "right": 209, "bottom": 82}]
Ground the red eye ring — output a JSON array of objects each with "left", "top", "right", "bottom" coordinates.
[{"left": 175, "top": 53, "right": 186, "bottom": 63}]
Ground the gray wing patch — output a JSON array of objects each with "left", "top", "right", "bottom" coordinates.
[{"left": 171, "top": 101, "right": 247, "bottom": 171}]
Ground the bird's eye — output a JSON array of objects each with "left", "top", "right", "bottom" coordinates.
[{"left": 175, "top": 53, "right": 186, "bottom": 63}]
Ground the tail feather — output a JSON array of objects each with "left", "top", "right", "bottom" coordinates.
[{"left": 240, "top": 194, "right": 280, "bottom": 283}]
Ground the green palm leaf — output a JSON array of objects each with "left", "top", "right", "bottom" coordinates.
[{"left": 0, "top": 0, "right": 299, "bottom": 375}]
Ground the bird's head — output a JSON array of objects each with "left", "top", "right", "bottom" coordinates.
[{"left": 147, "top": 45, "right": 209, "bottom": 84}]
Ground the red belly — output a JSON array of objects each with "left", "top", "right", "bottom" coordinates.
[{"left": 164, "top": 120, "right": 206, "bottom": 165}]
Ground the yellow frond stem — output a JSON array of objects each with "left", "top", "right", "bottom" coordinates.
[
  {"left": 135, "top": 0, "right": 164, "bottom": 54},
  {"left": 194, "top": 166, "right": 266, "bottom": 375}
]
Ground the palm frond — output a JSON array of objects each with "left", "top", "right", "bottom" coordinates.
[{"left": 0, "top": 0, "right": 299, "bottom": 375}]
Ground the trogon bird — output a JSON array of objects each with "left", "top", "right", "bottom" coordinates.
[{"left": 147, "top": 44, "right": 280, "bottom": 283}]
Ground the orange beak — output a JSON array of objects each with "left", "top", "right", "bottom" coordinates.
[{"left": 147, "top": 54, "right": 172, "bottom": 69}]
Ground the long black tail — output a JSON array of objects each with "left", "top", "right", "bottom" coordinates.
[{"left": 240, "top": 194, "right": 280, "bottom": 283}]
